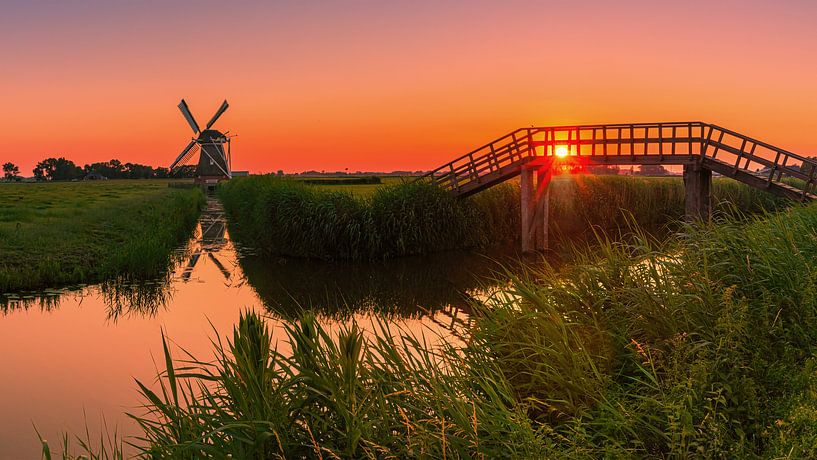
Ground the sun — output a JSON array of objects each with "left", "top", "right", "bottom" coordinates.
[{"left": 555, "top": 146, "right": 569, "bottom": 158}]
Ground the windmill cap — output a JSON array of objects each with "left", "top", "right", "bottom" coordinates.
[{"left": 197, "top": 129, "right": 226, "bottom": 141}]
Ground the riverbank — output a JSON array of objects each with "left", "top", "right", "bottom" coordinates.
[
  {"left": 48, "top": 199, "right": 817, "bottom": 458},
  {"left": 0, "top": 180, "right": 204, "bottom": 292},
  {"left": 219, "top": 175, "right": 787, "bottom": 261}
]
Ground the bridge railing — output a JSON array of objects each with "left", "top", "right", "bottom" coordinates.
[
  {"left": 422, "top": 128, "right": 534, "bottom": 193},
  {"left": 701, "top": 124, "right": 817, "bottom": 199},
  {"left": 527, "top": 122, "right": 707, "bottom": 158},
  {"left": 423, "top": 122, "right": 817, "bottom": 200}
]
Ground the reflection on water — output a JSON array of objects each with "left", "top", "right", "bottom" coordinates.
[
  {"left": 240, "top": 250, "right": 526, "bottom": 318},
  {"left": 0, "top": 197, "right": 536, "bottom": 457}
]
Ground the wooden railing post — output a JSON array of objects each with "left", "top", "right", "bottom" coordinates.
[
  {"left": 684, "top": 161, "right": 712, "bottom": 221},
  {"left": 702, "top": 125, "right": 713, "bottom": 156},
  {"left": 803, "top": 163, "right": 816, "bottom": 201},
  {"left": 658, "top": 123, "right": 663, "bottom": 160},
  {"left": 520, "top": 165, "right": 534, "bottom": 252},
  {"left": 768, "top": 152, "right": 781, "bottom": 186}
]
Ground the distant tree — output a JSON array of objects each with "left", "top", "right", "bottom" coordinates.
[
  {"left": 2, "top": 162, "right": 21, "bottom": 181},
  {"left": 33, "top": 157, "right": 83, "bottom": 181},
  {"left": 276, "top": 170, "right": 284, "bottom": 176},
  {"left": 587, "top": 164, "right": 620, "bottom": 175},
  {"left": 33, "top": 165, "right": 46, "bottom": 181},
  {"left": 153, "top": 167, "right": 170, "bottom": 179},
  {"left": 123, "top": 162, "right": 154, "bottom": 179},
  {"left": 84, "top": 159, "right": 127, "bottom": 179},
  {"left": 636, "top": 164, "right": 669, "bottom": 176}
]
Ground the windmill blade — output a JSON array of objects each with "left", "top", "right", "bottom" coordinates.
[
  {"left": 208, "top": 253, "right": 232, "bottom": 281},
  {"left": 178, "top": 99, "right": 201, "bottom": 134},
  {"left": 175, "top": 144, "right": 200, "bottom": 169},
  {"left": 170, "top": 140, "right": 198, "bottom": 170},
  {"left": 181, "top": 253, "right": 201, "bottom": 281},
  {"left": 204, "top": 100, "right": 229, "bottom": 130}
]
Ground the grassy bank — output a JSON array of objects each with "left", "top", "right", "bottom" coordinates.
[
  {"left": 0, "top": 180, "right": 204, "bottom": 292},
  {"left": 219, "top": 175, "right": 786, "bottom": 260},
  {"left": 49, "top": 201, "right": 817, "bottom": 458},
  {"left": 219, "top": 176, "right": 512, "bottom": 260}
]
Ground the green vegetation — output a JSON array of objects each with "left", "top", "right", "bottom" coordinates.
[
  {"left": 549, "top": 175, "right": 787, "bottom": 239},
  {"left": 220, "top": 175, "right": 787, "bottom": 260},
  {"left": 0, "top": 180, "right": 204, "bottom": 292},
  {"left": 308, "top": 176, "right": 407, "bottom": 197},
  {"left": 219, "top": 176, "right": 515, "bottom": 260},
  {"left": 47, "top": 202, "right": 817, "bottom": 458},
  {"left": 301, "top": 176, "right": 382, "bottom": 186}
]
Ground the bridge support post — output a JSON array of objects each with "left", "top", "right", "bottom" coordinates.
[
  {"left": 521, "top": 164, "right": 551, "bottom": 252},
  {"left": 683, "top": 162, "right": 712, "bottom": 221}
]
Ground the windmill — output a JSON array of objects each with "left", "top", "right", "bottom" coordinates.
[
  {"left": 170, "top": 99, "right": 233, "bottom": 187},
  {"left": 180, "top": 202, "right": 233, "bottom": 282}
]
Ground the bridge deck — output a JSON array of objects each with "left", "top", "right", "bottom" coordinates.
[{"left": 422, "top": 122, "right": 817, "bottom": 202}]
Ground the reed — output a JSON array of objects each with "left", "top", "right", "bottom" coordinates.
[
  {"left": 219, "top": 177, "right": 496, "bottom": 260},
  {"left": 48, "top": 201, "right": 817, "bottom": 458},
  {"left": 220, "top": 175, "right": 787, "bottom": 260}
]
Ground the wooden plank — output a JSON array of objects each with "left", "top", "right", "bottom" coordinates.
[
  {"left": 702, "top": 125, "right": 713, "bottom": 156},
  {"left": 671, "top": 125, "right": 677, "bottom": 155},
  {"left": 591, "top": 128, "right": 597, "bottom": 155},
  {"left": 658, "top": 123, "right": 663, "bottom": 159},
  {"left": 711, "top": 130, "right": 725, "bottom": 159},
  {"left": 643, "top": 126, "right": 649, "bottom": 155}
]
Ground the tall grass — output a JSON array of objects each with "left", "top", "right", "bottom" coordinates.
[
  {"left": 219, "top": 177, "right": 496, "bottom": 260},
  {"left": 548, "top": 175, "right": 787, "bottom": 239},
  {"left": 44, "top": 201, "right": 817, "bottom": 458},
  {"left": 219, "top": 175, "right": 787, "bottom": 260}
]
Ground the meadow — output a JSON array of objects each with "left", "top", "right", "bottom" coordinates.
[
  {"left": 0, "top": 180, "right": 204, "bottom": 292},
  {"left": 47, "top": 198, "right": 817, "bottom": 458},
  {"left": 219, "top": 174, "right": 788, "bottom": 261}
]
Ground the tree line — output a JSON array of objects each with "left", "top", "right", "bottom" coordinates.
[{"left": 2, "top": 158, "right": 196, "bottom": 181}]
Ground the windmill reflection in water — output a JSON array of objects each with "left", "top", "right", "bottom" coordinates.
[{"left": 180, "top": 202, "right": 234, "bottom": 283}]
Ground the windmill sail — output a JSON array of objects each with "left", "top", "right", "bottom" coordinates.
[
  {"left": 178, "top": 99, "right": 201, "bottom": 134},
  {"left": 170, "top": 139, "right": 199, "bottom": 170},
  {"left": 205, "top": 100, "right": 229, "bottom": 130}
]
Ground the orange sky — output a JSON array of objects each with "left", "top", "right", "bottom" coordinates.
[{"left": 3, "top": 0, "right": 817, "bottom": 174}]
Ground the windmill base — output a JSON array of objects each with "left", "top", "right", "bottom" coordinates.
[{"left": 195, "top": 175, "right": 230, "bottom": 193}]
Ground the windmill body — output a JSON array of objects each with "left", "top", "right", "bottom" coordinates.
[{"left": 170, "top": 99, "right": 234, "bottom": 188}]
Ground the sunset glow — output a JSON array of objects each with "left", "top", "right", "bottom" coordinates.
[
  {"left": 3, "top": 1, "right": 817, "bottom": 174},
  {"left": 555, "top": 146, "right": 569, "bottom": 158}
]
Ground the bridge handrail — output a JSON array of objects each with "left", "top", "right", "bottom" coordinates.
[
  {"left": 421, "top": 128, "right": 530, "bottom": 179},
  {"left": 421, "top": 121, "right": 816, "bottom": 200},
  {"left": 706, "top": 124, "right": 813, "bottom": 165}
]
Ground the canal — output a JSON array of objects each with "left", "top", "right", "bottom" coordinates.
[{"left": 0, "top": 198, "right": 533, "bottom": 457}]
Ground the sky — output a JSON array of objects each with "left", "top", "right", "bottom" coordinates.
[{"left": 2, "top": 0, "right": 817, "bottom": 174}]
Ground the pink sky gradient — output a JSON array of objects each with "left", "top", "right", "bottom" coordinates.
[{"left": 3, "top": 0, "right": 817, "bottom": 174}]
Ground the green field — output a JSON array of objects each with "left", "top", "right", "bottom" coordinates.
[
  {"left": 0, "top": 180, "right": 204, "bottom": 292},
  {"left": 301, "top": 176, "right": 411, "bottom": 196}
]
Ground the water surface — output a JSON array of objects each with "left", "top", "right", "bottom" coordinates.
[{"left": 0, "top": 199, "right": 533, "bottom": 457}]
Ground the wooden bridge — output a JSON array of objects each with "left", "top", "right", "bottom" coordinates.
[{"left": 421, "top": 122, "right": 817, "bottom": 251}]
